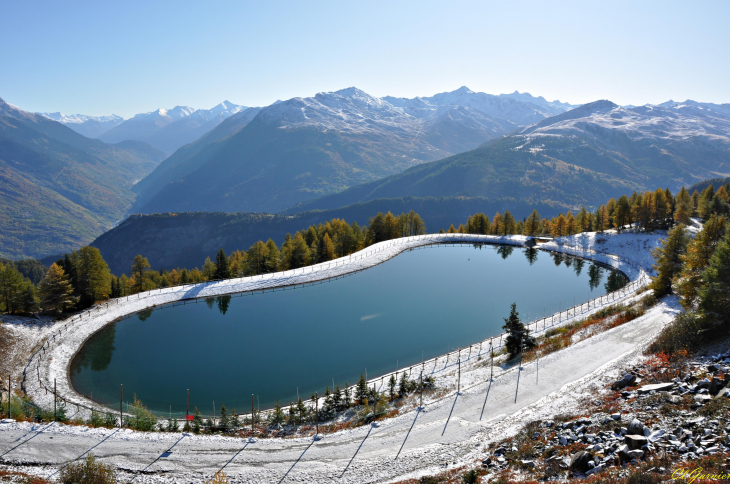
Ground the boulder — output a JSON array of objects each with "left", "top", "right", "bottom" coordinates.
[
  {"left": 625, "top": 434, "right": 648, "bottom": 450},
  {"left": 612, "top": 373, "right": 636, "bottom": 390},
  {"left": 648, "top": 429, "right": 665, "bottom": 442},
  {"left": 637, "top": 382, "right": 674, "bottom": 394},
  {"left": 616, "top": 444, "right": 631, "bottom": 462},
  {"left": 696, "top": 378, "right": 711, "bottom": 389},
  {"left": 627, "top": 419, "right": 644, "bottom": 436},
  {"left": 569, "top": 451, "right": 594, "bottom": 473}
]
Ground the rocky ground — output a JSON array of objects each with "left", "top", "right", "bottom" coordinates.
[{"left": 403, "top": 342, "right": 730, "bottom": 483}]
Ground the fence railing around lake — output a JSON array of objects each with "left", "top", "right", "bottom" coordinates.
[{"left": 22, "top": 234, "right": 651, "bottom": 423}]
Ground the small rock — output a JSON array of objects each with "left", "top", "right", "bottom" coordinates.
[
  {"left": 628, "top": 449, "right": 645, "bottom": 460},
  {"left": 648, "top": 429, "right": 665, "bottom": 442},
  {"left": 611, "top": 413, "right": 621, "bottom": 420},
  {"left": 695, "top": 394, "right": 713, "bottom": 403},
  {"left": 612, "top": 373, "right": 636, "bottom": 390},
  {"left": 521, "top": 459, "right": 535, "bottom": 468},
  {"left": 0, "top": 419, "right": 15, "bottom": 424},
  {"left": 696, "top": 378, "right": 711, "bottom": 389},
  {"left": 638, "top": 382, "right": 674, "bottom": 394},
  {"left": 616, "top": 444, "right": 631, "bottom": 461},
  {"left": 570, "top": 450, "right": 594, "bottom": 473}
]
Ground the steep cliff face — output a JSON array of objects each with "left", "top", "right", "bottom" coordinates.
[{"left": 91, "top": 197, "right": 563, "bottom": 275}]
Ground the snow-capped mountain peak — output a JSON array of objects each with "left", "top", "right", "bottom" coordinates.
[{"left": 39, "top": 112, "right": 123, "bottom": 124}]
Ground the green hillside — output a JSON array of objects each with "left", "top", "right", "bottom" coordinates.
[
  {"left": 289, "top": 133, "right": 730, "bottom": 213},
  {"left": 0, "top": 98, "right": 166, "bottom": 259}
]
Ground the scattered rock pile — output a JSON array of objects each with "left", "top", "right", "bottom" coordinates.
[{"left": 481, "top": 350, "right": 730, "bottom": 479}]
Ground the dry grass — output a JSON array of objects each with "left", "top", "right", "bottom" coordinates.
[{"left": 0, "top": 469, "right": 51, "bottom": 484}]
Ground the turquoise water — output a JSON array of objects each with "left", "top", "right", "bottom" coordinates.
[{"left": 70, "top": 245, "right": 626, "bottom": 416}]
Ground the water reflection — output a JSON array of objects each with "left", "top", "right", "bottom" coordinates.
[
  {"left": 70, "top": 325, "right": 116, "bottom": 375},
  {"left": 552, "top": 252, "right": 564, "bottom": 266},
  {"left": 587, "top": 264, "right": 601, "bottom": 290},
  {"left": 605, "top": 271, "right": 627, "bottom": 293},
  {"left": 497, "top": 246, "right": 514, "bottom": 259},
  {"left": 573, "top": 258, "right": 584, "bottom": 276},
  {"left": 524, "top": 248, "right": 538, "bottom": 265},
  {"left": 217, "top": 295, "right": 231, "bottom": 315}
]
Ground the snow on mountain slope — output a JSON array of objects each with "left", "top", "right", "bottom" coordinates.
[
  {"left": 498, "top": 90, "right": 576, "bottom": 114},
  {"left": 383, "top": 86, "right": 571, "bottom": 127},
  {"left": 519, "top": 100, "right": 730, "bottom": 143},
  {"left": 38, "top": 112, "right": 123, "bottom": 138},
  {"left": 98, "top": 102, "right": 248, "bottom": 154}
]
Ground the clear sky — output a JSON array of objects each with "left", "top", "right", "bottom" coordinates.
[{"left": 1, "top": 0, "right": 728, "bottom": 118}]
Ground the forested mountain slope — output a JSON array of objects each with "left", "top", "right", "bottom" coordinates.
[
  {"left": 92, "top": 197, "right": 562, "bottom": 274},
  {"left": 0, "top": 97, "right": 166, "bottom": 259},
  {"left": 288, "top": 100, "right": 730, "bottom": 213}
]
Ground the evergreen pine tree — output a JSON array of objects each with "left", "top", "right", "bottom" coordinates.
[
  {"left": 296, "top": 398, "right": 307, "bottom": 423},
  {"left": 398, "top": 372, "right": 409, "bottom": 396},
  {"left": 343, "top": 382, "right": 352, "bottom": 408},
  {"left": 502, "top": 303, "right": 535, "bottom": 357},
  {"left": 388, "top": 374, "right": 396, "bottom": 400},
  {"left": 193, "top": 407, "right": 202, "bottom": 434},
  {"left": 651, "top": 224, "right": 690, "bottom": 297},
  {"left": 333, "top": 383, "right": 342, "bottom": 409},
  {"left": 355, "top": 373, "right": 368, "bottom": 405},
  {"left": 214, "top": 249, "right": 231, "bottom": 279},
  {"left": 38, "top": 263, "right": 77, "bottom": 313},
  {"left": 220, "top": 403, "right": 229, "bottom": 432},
  {"left": 698, "top": 229, "right": 730, "bottom": 328},
  {"left": 271, "top": 400, "right": 285, "bottom": 426},
  {"left": 676, "top": 215, "right": 727, "bottom": 308}
]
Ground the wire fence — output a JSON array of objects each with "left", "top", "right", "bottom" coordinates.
[{"left": 21, "top": 234, "right": 651, "bottom": 424}]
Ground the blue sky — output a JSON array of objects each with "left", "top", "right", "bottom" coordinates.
[{"left": 1, "top": 0, "right": 728, "bottom": 118}]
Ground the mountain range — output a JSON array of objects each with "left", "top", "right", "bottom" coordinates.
[
  {"left": 41, "top": 101, "right": 249, "bottom": 156},
  {"left": 10, "top": 86, "right": 730, "bottom": 264},
  {"left": 287, "top": 99, "right": 730, "bottom": 214},
  {"left": 38, "top": 112, "right": 123, "bottom": 138},
  {"left": 131, "top": 87, "right": 576, "bottom": 215},
  {"left": 0, "top": 97, "right": 165, "bottom": 259}
]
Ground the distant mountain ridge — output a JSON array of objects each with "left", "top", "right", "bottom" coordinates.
[
  {"left": 98, "top": 101, "right": 248, "bottom": 155},
  {"left": 288, "top": 98, "right": 730, "bottom": 214},
  {"left": 0, "top": 96, "right": 165, "bottom": 259},
  {"left": 38, "top": 112, "right": 123, "bottom": 138},
  {"left": 133, "top": 86, "right": 575, "bottom": 215}
]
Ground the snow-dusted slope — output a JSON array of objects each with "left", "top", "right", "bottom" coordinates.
[
  {"left": 38, "top": 112, "right": 123, "bottom": 138},
  {"left": 383, "top": 86, "right": 573, "bottom": 126},
  {"left": 97, "top": 102, "right": 248, "bottom": 154},
  {"left": 520, "top": 99, "right": 730, "bottom": 144}
]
